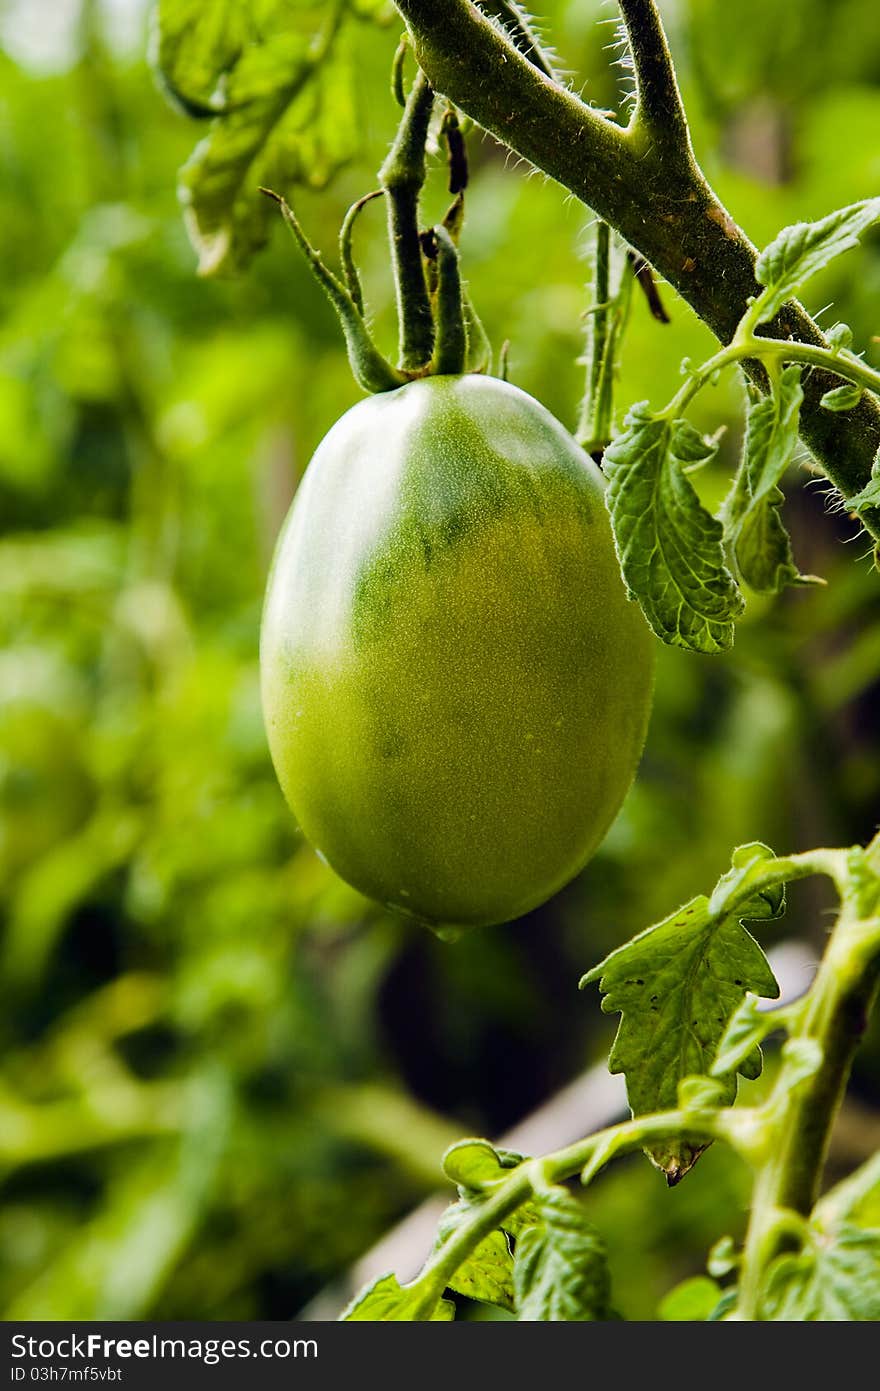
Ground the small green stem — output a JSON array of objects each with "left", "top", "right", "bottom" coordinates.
[
  {"left": 754, "top": 342, "right": 880, "bottom": 401},
  {"left": 379, "top": 69, "right": 436, "bottom": 372},
  {"left": 664, "top": 330, "right": 880, "bottom": 482},
  {"left": 577, "top": 221, "right": 610, "bottom": 450},
  {"left": 403, "top": 1107, "right": 721, "bottom": 1319},
  {"left": 577, "top": 225, "right": 636, "bottom": 454}
]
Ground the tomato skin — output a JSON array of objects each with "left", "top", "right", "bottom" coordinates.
[{"left": 261, "top": 375, "right": 654, "bottom": 929}]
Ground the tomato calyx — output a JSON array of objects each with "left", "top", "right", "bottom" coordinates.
[{"left": 261, "top": 48, "right": 494, "bottom": 395}]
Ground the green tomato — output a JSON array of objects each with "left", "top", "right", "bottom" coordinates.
[{"left": 261, "top": 375, "right": 654, "bottom": 931}]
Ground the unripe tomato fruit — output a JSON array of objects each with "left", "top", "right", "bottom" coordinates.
[{"left": 261, "top": 375, "right": 654, "bottom": 931}]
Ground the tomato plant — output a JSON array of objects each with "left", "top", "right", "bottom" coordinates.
[{"left": 151, "top": 0, "right": 880, "bottom": 1327}]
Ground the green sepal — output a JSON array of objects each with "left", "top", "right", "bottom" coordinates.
[
  {"left": 339, "top": 189, "right": 384, "bottom": 316},
  {"left": 262, "top": 189, "right": 406, "bottom": 395},
  {"left": 430, "top": 226, "right": 467, "bottom": 376}
]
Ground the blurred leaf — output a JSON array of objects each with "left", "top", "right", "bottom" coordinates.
[
  {"left": 341, "top": 1272, "right": 455, "bottom": 1321},
  {"left": 154, "top": 1, "right": 384, "bottom": 274},
  {"left": 759, "top": 1225, "right": 880, "bottom": 1320},
  {"left": 658, "top": 1275, "right": 723, "bottom": 1320},
  {"left": 815, "top": 1152, "right": 880, "bottom": 1231}
]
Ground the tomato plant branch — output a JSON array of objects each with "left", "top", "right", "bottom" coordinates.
[
  {"left": 665, "top": 329, "right": 880, "bottom": 498},
  {"left": 392, "top": 0, "right": 880, "bottom": 535},
  {"left": 379, "top": 68, "right": 436, "bottom": 371},
  {"left": 617, "top": 0, "right": 690, "bottom": 157},
  {"left": 734, "top": 876, "right": 880, "bottom": 1318},
  {"left": 403, "top": 1106, "right": 725, "bottom": 1319}
]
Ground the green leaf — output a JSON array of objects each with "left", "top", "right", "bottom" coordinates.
[
  {"left": 441, "top": 1139, "right": 542, "bottom": 1241},
  {"left": 825, "top": 322, "right": 854, "bottom": 352},
  {"left": 845, "top": 446, "right": 880, "bottom": 515},
  {"left": 759, "top": 1225, "right": 880, "bottom": 1321},
  {"left": 341, "top": 1272, "right": 455, "bottom": 1321},
  {"left": 513, "top": 1189, "right": 611, "bottom": 1321},
  {"left": 711, "top": 993, "right": 786, "bottom": 1079},
  {"left": 708, "top": 841, "right": 788, "bottom": 922},
  {"left": 152, "top": 0, "right": 251, "bottom": 117},
  {"left": 707, "top": 1235, "right": 739, "bottom": 1278},
  {"left": 434, "top": 1201, "right": 515, "bottom": 1311},
  {"left": 677, "top": 1075, "right": 728, "bottom": 1111},
  {"left": 722, "top": 366, "right": 817, "bottom": 595},
  {"left": 820, "top": 383, "right": 863, "bottom": 412},
  {"left": 753, "top": 199, "right": 880, "bottom": 322},
  {"left": 442, "top": 1138, "right": 509, "bottom": 1191},
  {"left": 582, "top": 856, "right": 779, "bottom": 1181},
  {"left": 776, "top": 1036, "right": 823, "bottom": 1092},
  {"left": 604, "top": 405, "right": 744, "bottom": 653},
  {"left": 658, "top": 1275, "right": 723, "bottom": 1321},
  {"left": 815, "top": 1152, "right": 880, "bottom": 1231},
  {"left": 154, "top": 2, "right": 382, "bottom": 274}
]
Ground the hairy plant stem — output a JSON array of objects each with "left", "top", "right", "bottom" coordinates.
[
  {"left": 379, "top": 69, "right": 436, "bottom": 371},
  {"left": 392, "top": 0, "right": 880, "bottom": 536},
  {"left": 476, "top": 1, "right": 555, "bottom": 78},
  {"left": 735, "top": 901, "right": 880, "bottom": 1319}
]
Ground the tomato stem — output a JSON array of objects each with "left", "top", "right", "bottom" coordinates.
[
  {"left": 735, "top": 882, "right": 880, "bottom": 1318},
  {"left": 379, "top": 67, "right": 436, "bottom": 373}
]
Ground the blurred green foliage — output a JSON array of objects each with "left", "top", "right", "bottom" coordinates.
[{"left": 1, "top": 0, "right": 879, "bottom": 1321}]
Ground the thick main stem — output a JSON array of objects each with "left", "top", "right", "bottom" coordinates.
[{"left": 392, "top": 0, "right": 880, "bottom": 536}]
